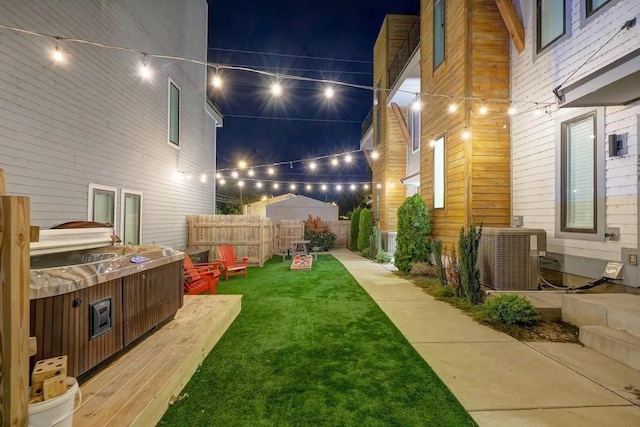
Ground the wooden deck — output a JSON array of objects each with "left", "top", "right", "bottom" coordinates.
[{"left": 73, "top": 294, "right": 242, "bottom": 427}]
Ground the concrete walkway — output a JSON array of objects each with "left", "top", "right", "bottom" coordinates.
[{"left": 332, "top": 249, "right": 640, "bottom": 427}]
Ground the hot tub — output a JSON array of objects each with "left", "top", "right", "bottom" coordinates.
[{"left": 29, "top": 229, "right": 185, "bottom": 378}]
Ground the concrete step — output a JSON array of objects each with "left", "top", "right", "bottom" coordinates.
[
  {"left": 579, "top": 325, "right": 640, "bottom": 371},
  {"left": 561, "top": 294, "right": 640, "bottom": 336}
]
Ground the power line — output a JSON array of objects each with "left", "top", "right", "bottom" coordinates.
[{"left": 208, "top": 46, "right": 373, "bottom": 64}]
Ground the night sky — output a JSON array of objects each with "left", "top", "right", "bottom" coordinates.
[{"left": 206, "top": 0, "right": 419, "bottom": 191}]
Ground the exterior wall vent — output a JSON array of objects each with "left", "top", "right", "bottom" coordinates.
[{"left": 479, "top": 228, "right": 547, "bottom": 290}]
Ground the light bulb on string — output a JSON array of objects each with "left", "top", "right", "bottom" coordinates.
[
  {"left": 321, "top": 184, "right": 327, "bottom": 191},
  {"left": 238, "top": 160, "right": 247, "bottom": 169},
  {"left": 371, "top": 150, "right": 379, "bottom": 160},
  {"left": 363, "top": 184, "right": 369, "bottom": 190},
  {"left": 273, "top": 183, "right": 279, "bottom": 189},
  {"left": 238, "top": 180, "right": 245, "bottom": 188},
  {"left": 52, "top": 38, "right": 64, "bottom": 62},
  {"left": 448, "top": 100, "right": 458, "bottom": 113},
  {"left": 247, "top": 169, "right": 255, "bottom": 177},
  {"left": 508, "top": 106, "right": 516, "bottom": 116},
  {"left": 290, "top": 183, "right": 296, "bottom": 190},
  {"left": 256, "top": 182, "right": 263, "bottom": 188},
  {"left": 261, "top": 195, "right": 268, "bottom": 201},
  {"left": 309, "top": 161, "right": 317, "bottom": 171},
  {"left": 212, "top": 67, "right": 222, "bottom": 88},
  {"left": 231, "top": 171, "right": 239, "bottom": 178},
  {"left": 331, "top": 157, "right": 339, "bottom": 166},
  {"left": 462, "top": 129, "right": 471, "bottom": 140},
  {"left": 350, "top": 184, "right": 356, "bottom": 191},
  {"left": 411, "top": 95, "right": 421, "bottom": 111},
  {"left": 429, "top": 139, "right": 436, "bottom": 148},
  {"left": 216, "top": 173, "right": 222, "bottom": 179},
  {"left": 185, "top": 172, "right": 192, "bottom": 180},
  {"left": 344, "top": 154, "right": 352, "bottom": 163},
  {"left": 139, "top": 54, "right": 152, "bottom": 80},
  {"left": 336, "top": 185, "right": 342, "bottom": 191},
  {"left": 376, "top": 183, "right": 382, "bottom": 189},
  {"left": 268, "top": 167, "right": 275, "bottom": 175},
  {"left": 306, "top": 184, "right": 312, "bottom": 191},
  {"left": 479, "top": 101, "right": 488, "bottom": 115},
  {"left": 200, "top": 174, "right": 207, "bottom": 183},
  {"left": 271, "top": 76, "right": 282, "bottom": 96},
  {"left": 219, "top": 178, "right": 226, "bottom": 185},
  {"left": 324, "top": 86, "right": 335, "bottom": 99},
  {"left": 534, "top": 103, "right": 542, "bottom": 116}
]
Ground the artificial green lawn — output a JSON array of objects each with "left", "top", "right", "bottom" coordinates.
[{"left": 159, "top": 256, "right": 475, "bottom": 426}]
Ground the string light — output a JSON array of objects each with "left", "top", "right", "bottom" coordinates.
[
  {"left": 363, "top": 184, "right": 369, "bottom": 190},
  {"left": 268, "top": 167, "right": 275, "bottom": 175},
  {"left": 479, "top": 101, "right": 488, "bottom": 115},
  {"left": 200, "top": 174, "right": 207, "bottom": 183},
  {"left": 376, "top": 183, "right": 382, "bottom": 189},
  {"left": 331, "top": 157, "right": 339, "bottom": 166},
  {"left": 324, "top": 86, "right": 335, "bottom": 99},
  {"left": 429, "top": 139, "right": 436, "bottom": 148},
  {"left": 350, "top": 184, "right": 356, "bottom": 190},
  {"left": 238, "top": 160, "right": 247, "bottom": 169},
  {"left": 308, "top": 161, "right": 317, "bottom": 171},
  {"left": 336, "top": 185, "right": 342, "bottom": 191},
  {"left": 238, "top": 180, "right": 245, "bottom": 187},
  {"left": 256, "top": 182, "right": 263, "bottom": 188},
  {"left": 212, "top": 67, "right": 222, "bottom": 88},
  {"left": 273, "top": 183, "right": 279, "bottom": 189},
  {"left": 271, "top": 77, "right": 282, "bottom": 96},
  {"left": 185, "top": 172, "right": 192, "bottom": 180},
  {"left": 448, "top": 100, "right": 457, "bottom": 113},
  {"left": 290, "top": 183, "right": 296, "bottom": 190},
  {"left": 215, "top": 172, "right": 222, "bottom": 179},
  {"left": 508, "top": 106, "right": 516, "bottom": 116},
  {"left": 52, "top": 38, "right": 63, "bottom": 62},
  {"left": 371, "top": 150, "right": 379, "bottom": 160},
  {"left": 219, "top": 178, "right": 226, "bottom": 185},
  {"left": 247, "top": 169, "right": 255, "bottom": 177},
  {"left": 231, "top": 171, "right": 239, "bottom": 178},
  {"left": 411, "top": 95, "right": 421, "bottom": 111},
  {"left": 139, "top": 55, "right": 152, "bottom": 80},
  {"left": 321, "top": 184, "right": 327, "bottom": 191},
  {"left": 462, "top": 129, "right": 471, "bottom": 140},
  {"left": 344, "top": 154, "right": 352, "bottom": 163},
  {"left": 306, "top": 184, "right": 312, "bottom": 190}
]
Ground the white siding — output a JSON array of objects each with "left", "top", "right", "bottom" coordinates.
[
  {"left": 511, "top": 0, "right": 639, "bottom": 262},
  {"left": 0, "top": 0, "right": 218, "bottom": 248}
]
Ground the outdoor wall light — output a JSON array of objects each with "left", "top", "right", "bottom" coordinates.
[{"left": 608, "top": 133, "right": 626, "bottom": 157}]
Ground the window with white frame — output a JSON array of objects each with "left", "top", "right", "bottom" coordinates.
[
  {"left": 433, "top": 0, "right": 445, "bottom": 69},
  {"left": 168, "top": 80, "right": 180, "bottom": 147},
  {"left": 561, "top": 113, "right": 597, "bottom": 233},
  {"left": 121, "top": 190, "right": 142, "bottom": 245},
  {"left": 433, "top": 136, "right": 445, "bottom": 209},
  {"left": 536, "top": 0, "right": 566, "bottom": 53},
  {"left": 408, "top": 107, "right": 420, "bottom": 152},
  {"left": 89, "top": 184, "right": 117, "bottom": 226}
]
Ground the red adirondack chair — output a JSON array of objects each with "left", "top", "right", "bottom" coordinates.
[
  {"left": 217, "top": 245, "right": 248, "bottom": 281},
  {"left": 183, "top": 254, "right": 221, "bottom": 295}
]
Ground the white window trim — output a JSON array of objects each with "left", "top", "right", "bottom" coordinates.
[
  {"left": 120, "top": 189, "right": 143, "bottom": 245},
  {"left": 533, "top": 0, "right": 572, "bottom": 60},
  {"left": 88, "top": 183, "right": 118, "bottom": 233},
  {"left": 554, "top": 107, "right": 605, "bottom": 241},
  {"left": 168, "top": 78, "right": 181, "bottom": 149},
  {"left": 410, "top": 108, "right": 421, "bottom": 154},
  {"left": 581, "top": 0, "right": 621, "bottom": 27}
]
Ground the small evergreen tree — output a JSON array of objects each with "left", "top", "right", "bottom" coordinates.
[
  {"left": 459, "top": 222, "right": 483, "bottom": 304},
  {"left": 394, "top": 194, "right": 431, "bottom": 272},
  {"left": 432, "top": 240, "right": 447, "bottom": 286},
  {"left": 350, "top": 207, "right": 362, "bottom": 251},
  {"left": 357, "top": 208, "right": 373, "bottom": 252}
]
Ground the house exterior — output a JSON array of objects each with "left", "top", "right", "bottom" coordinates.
[
  {"left": 244, "top": 194, "right": 339, "bottom": 222},
  {"left": 510, "top": 0, "right": 639, "bottom": 288},
  {"left": 0, "top": 0, "right": 222, "bottom": 248},
  {"left": 361, "top": 1, "right": 512, "bottom": 252}
]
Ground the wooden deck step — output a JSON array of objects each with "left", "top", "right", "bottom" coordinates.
[{"left": 73, "top": 294, "right": 242, "bottom": 427}]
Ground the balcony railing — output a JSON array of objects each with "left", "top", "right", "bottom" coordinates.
[
  {"left": 361, "top": 105, "right": 373, "bottom": 137},
  {"left": 387, "top": 16, "right": 420, "bottom": 90}
]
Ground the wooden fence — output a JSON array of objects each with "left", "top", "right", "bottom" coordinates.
[
  {"left": 187, "top": 215, "right": 275, "bottom": 267},
  {"left": 324, "top": 220, "right": 351, "bottom": 248},
  {"left": 274, "top": 220, "right": 304, "bottom": 254},
  {"left": 0, "top": 169, "right": 31, "bottom": 425}
]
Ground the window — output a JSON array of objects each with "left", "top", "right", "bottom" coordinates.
[
  {"left": 408, "top": 107, "right": 420, "bottom": 152},
  {"left": 586, "top": 0, "right": 610, "bottom": 16},
  {"left": 536, "top": 0, "right": 566, "bottom": 53},
  {"left": 375, "top": 80, "right": 381, "bottom": 146},
  {"left": 121, "top": 190, "right": 142, "bottom": 245},
  {"left": 555, "top": 108, "right": 604, "bottom": 240},
  {"left": 433, "top": 136, "right": 445, "bottom": 209},
  {"left": 88, "top": 184, "right": 117, "bottom": 226},
  {"left": 433, "top": 0, "right": 445, "bottom": 69},
  {"left": 561, "top": 113, "right": 596, "bottom": 232},
  {"left": 169, "top": 80, "right": 180, "bottom": 147}
]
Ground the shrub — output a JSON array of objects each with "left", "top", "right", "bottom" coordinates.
[
  {"left": 432, "top": 240, "right": 447, "bottom": 286},
  {"left": 357, "top": 209, "right": 373, "bottom": 252},
  {"left": 459, "top": 223, "right": 483, "bottom": 305},
  {"left": 394, "top": 194, "right": 431, "bottom": 273},
  {"left": 350, "top": 207, "right": 362, "bottom": 251},
  {"left": 375, "top": 250, "right": 392, "bottom": 264},
  {"left": 445, "top": 244, "right": 462, "bottom": 298},
  {"left": 433, "top": 285, "right": 455, "bottom": 299},
  {"left": 473, "top": 294, "right": 540, "bottom": 325},
  {"left": 304, "top": 215, "right": 336, "bottom": 251},
  {"left": 361, "top": 247, "right": 372, "bottom": 259},
  {"left": 410, "top": 262, "right": 437, "bottom": 277},
  {"left": 369, "top": 227, "right": 382, "bottom": 255}
]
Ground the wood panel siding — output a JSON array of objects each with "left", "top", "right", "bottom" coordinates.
[
  {"left": 122, "top": 261, "right": 183, "bottom": 346},
  {"left": 420, "top": 0, "right": 511, "bottom": 250},
  {"left": 30, "top": 279, "right": 124, "bottom": 378}
]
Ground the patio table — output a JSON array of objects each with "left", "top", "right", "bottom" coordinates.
[{"left": 291, "top": 240, "right": 311, "bottom": 256}]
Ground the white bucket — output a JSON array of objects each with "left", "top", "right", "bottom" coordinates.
[{"left": 29, "top": 377, "right": 82, "bottom": 427}]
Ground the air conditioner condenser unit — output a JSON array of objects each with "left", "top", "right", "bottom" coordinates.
[{"left": 479, "top": 228, "right": 547, "bottom": 290}]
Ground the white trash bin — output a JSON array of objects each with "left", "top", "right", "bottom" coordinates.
[{"left": 29, "top": 377, "right": 82, "bottom": 427}]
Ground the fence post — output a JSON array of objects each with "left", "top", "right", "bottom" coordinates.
[
  {"left": 258, "top": 218, "right": 264, "bottom": 267},
  {"left": 1, "top": 195, "right": 31, "bottom": 426}
]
